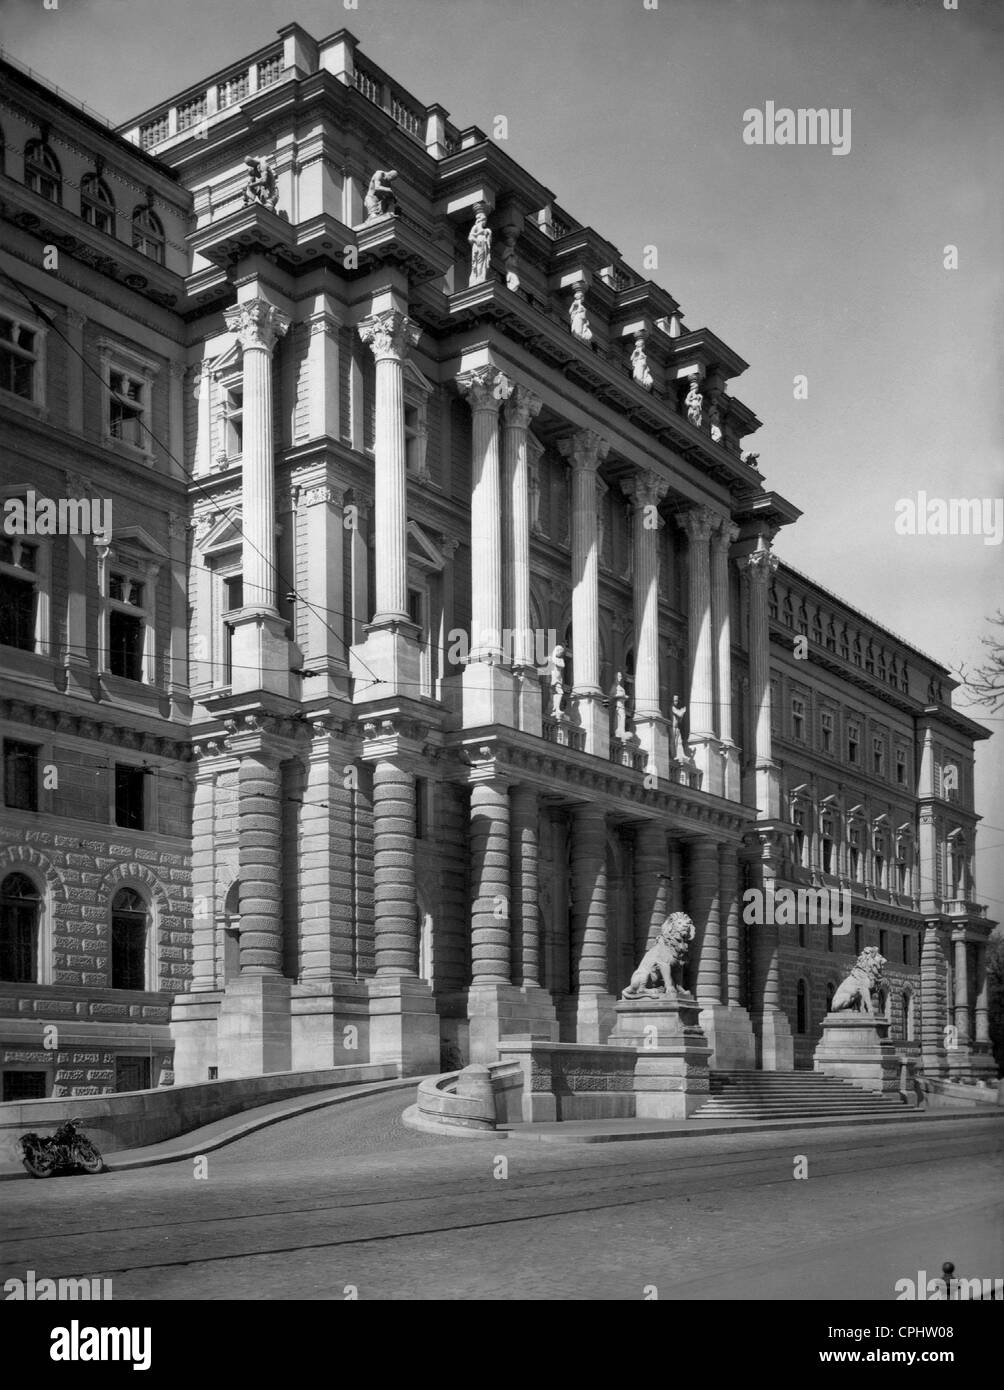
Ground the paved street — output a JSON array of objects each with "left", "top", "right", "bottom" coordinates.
[{"left": 1, "top": 1095, "right": 1002, "bottom": 1300}]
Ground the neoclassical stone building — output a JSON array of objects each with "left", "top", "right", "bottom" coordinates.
[{"left": 0, "top": 27, "right": 994, "bottom": 1097}]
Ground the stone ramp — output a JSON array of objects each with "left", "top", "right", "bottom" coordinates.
[{"left": 694, "top": 1069, "right": 908, "bottom": 1120}]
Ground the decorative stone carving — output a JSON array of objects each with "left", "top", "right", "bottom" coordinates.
[
  {"left": 611, "top": 671, "right": 630, "bottom": 740},
  {"left": 738, "top": 546, "right": 779, "bottom": 587},
  {"left": 499, "top": 226, "right": 520, "bottom": 291},
  {"left": 467, "top": 206, "right": 492, "bottom": 286},
  {"left": 242, "top": 156, "right": 279, "bottom": 212},
  {"left": 547, "top": 644, "right": 567, "bottom": 719},
  {"left": 358, "top": 309, "right": 420, "bottom": 362},
  {"left": 363, "top": 169, "right": 399, "bottom": 221},
  {"left": 670, "top": 694, "right": 689, "bottom": 761},
  {"left": 684, "top": 377, "right": 703, "bottom": 428},
  {"left": 741, "top": 451, "right": 760, "bottom": 468},
  {"left": 708, "top": 400, "right": 723, "bottom": 444},
  {"left": 569, "top": 285, "right": 593, "bottom": 344},
  {"left": 831, "top": 947, "right": 888, "bottom": 1014},
  {"left": 456, "top": 363, "right": 510, "bottom": 411},
  {"left": 630, "top": 332, "right": 653, "bottom": 390},
  {"left": 622, "top": 912, "right": 695, "bottom": 1000},
  {"left": 224, "top": 299, "right": 290, "bottom": 354}
]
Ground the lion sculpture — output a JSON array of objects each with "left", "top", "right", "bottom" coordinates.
[
  {"left": 622, "top": 912, "right": 695, "bottom": 1001},
  {"left": 830, "top": 946, "right": 887, "bottom": 1014}
]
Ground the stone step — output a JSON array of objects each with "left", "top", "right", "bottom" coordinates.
[{"left": 696, "top": 1068, "right": 907, "bottom": 1120}]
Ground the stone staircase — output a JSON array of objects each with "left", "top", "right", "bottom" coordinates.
[{"left": 694, "top": 1069, "right": 907, "bottom": 1121}]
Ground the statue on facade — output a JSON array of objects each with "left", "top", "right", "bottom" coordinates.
[
  {"left": 830, "top": 947, "right": 888, "bottom": 1014},
  {"left": 499, "top": 226, "right": 520, "bottom": 291},
  {"left": 242, "top": 156, "right": 279, "bottom": 212},
  {"left": 630, "top": 332, "right": 653, "bottom": 390},
  {"left": 468, "top": 208, "right": 492, "bottom": 286},
  {"left": 708, "top": 400, "right": 723, "bottom": 444},
  {"left": 741, "top": 451, "right": 760, "bottom": 469},
  {"left": 547, "top": 644, "right": 567, "bottom": 719},
  {"left": 611, "top": 671, "right": 630, "bottom": 740},
  {"left": 670, "top": 694, "right": 689, "bottom": 760},
  {"left": 364, "top": 169, "right": 399, "bottom": 221},
  {"left": 684, "top": 377, "right": 703, "bottom": 428},
  {"left": 569, "top": 286, "right": 593, "bottom": 344},
  {"left": 622, "top": 912, "right": 695, "bottom": 1001}
]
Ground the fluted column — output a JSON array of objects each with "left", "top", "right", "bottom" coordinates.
[
  {"left": 677, "top": 508, "right": 717, "bottom": 740},
  {"left": 711, "top": 519, "right": 740, "bottom": 740},
  {"left": 237, "top": 752, "right": 284, "bottom": 974},
  {"left": 224, "top": 299, "right": 289, "bottom": 612},
  {"left": 558, "top": 430, "right": 609, "bottom": 754},
  {"left": 470, "top": 781, "right": 512, "bottom": 983},
  {"left": 739, "top": 544, "right": 780, "bottom": 816},
  {"left": 358, "top": 310, "right": 421, "bottom": 626},
  {"left": 920, "top": 921, "right": 947, "bottom": 1072},
  {"left": 372, "top": 760, "right": 418, "bottom": 976},
  {"left": 953, "top": 935, "right": 970, "bottom": 1046},
  {"left": 621, "top": 471, "right": 670, "bottom": 774},
  {"left": 190, "top": 758, "right": 218, "bottom": 991},
  {"left": 974, "top": 944, "right": 990, "bottom": 1044},
  {"left": 457, "top": 366, "right": 509, "bottom": 661},
  {"left": 502, "top": 386, "right": 542, "bottom": 668},
  {"left": 511, "top": 784, "right": 540, "bottom": 986},
  {"left": 634, "top": 822, "right": 668, "bottom": 958}
]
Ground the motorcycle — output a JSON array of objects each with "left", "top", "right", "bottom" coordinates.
[{"left": 15, "top": 1120, "right": 105, "bottom": 1178}]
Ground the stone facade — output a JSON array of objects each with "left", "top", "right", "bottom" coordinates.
[{"left": 0, "top": 27, "right": 995, "bottom": 1098}]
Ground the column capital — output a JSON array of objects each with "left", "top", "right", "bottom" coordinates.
[
  {"left": 676, "top": 505, "right": 720, "bottom": 544},
  {"left": 558, "top": 428, "right": 609, "bottom": 473},
  {"left": 298, "top": 483, "right": 346, "bottom": 509},
  {"left": 502, "top": 383, "right": 542, "bottom": 430},
  {"left": 224, "top": 299, "right": 290, "bottom": 353},
  {"left": 456, "top": 364, "right": 511, "bottom": 412},
  {"left": 621, "top": 469, "right": 669, "bottom": 511},
  {"left": 737, "top": 546, "right": 780, "bottom": 586},
  {"left": 712, "top": 518, "right": 741, "bottom": 552},
  {"left": 358, "top": 309, "right": 420, "bottom": 362}
]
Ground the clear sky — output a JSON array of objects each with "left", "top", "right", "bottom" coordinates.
[{"left": 4, "top": 0, "right": 1002, "bottom": 918}]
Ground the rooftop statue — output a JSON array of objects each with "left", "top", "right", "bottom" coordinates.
[
  {"left": 364, "top": 169, "right": 398, "bottom": 221},
  {"left": 830, "top": 946, "right": 888, "bottom": 1014},
  {"left": 685, "top": 377, "right": 703, "bottom": 428},
  {"left": 622, "top": 912, "right": 695, "bottom": 1001},
  {"left": 242, "top": 156, "right": 279, "bottom": 212},
  {"left": 630, "top": 332, "right": 653, "bottom": 390},
  {"left": 468, "top": 208, "right": 492, "bottom": 286},
  {"left": 569, "top": 286, "right": 593, "bottom": 344}
]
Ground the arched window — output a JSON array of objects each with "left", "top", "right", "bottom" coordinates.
[
  {"left": 132, "top": 206, "right": 164, "bottom": 264},
  {"left": 796, "top": 978, "right": 809, "bottom": 1034},
  {"left": 0, "top": 872, "right": 41, "bottom": 982},
  {"left": 221, "top": 880, "right": 240, "bottom": 982},
  {"left": 81, "top": 173, "right": 115, "bottom": 234},
  {"left": 24, "top": 140, "right": 61, "bottom": 203},
  {"left": 111, "top": 887, "right": 148, "bottom": 989}
]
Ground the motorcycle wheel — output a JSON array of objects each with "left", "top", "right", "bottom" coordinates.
[
  {"left": 73, "top": 1140, "right": 105, "bottom": 1175},
  {"left": 22, "top": 1149, "right": 57, "bottom": 1179}
]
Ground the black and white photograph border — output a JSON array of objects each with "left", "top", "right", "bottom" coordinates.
[{"left": 0, "top": 0, "right": 1001, "bottom": 1342}]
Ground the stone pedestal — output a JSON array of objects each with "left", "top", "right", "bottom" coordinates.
[
  {"left": 230, "top": 612, "right": 296, "bottom": 698},
  {"left": 698, "top": 1002, "right": 756, "bottom": 1070},
  {"left": 367, "top": 976, "right": 440, "bottom": 1073},
  {"left": 814, "top": 1013, "right": 901, "bottom": 1094},
  {"left": 467, "top": 983, "right": 559, "bottom": 1063},
  {"left": 753, "top": 1008, "right": 795, "bottom": 1071},
  {"left": 169, "top": 990, "right": 222, "bottom": 1085},
  {"left": 462, "top": 660, "right": 515, "bottom": 727},
  {"left": 689, "top": 734, "right": 724, "bottom": 797},
  {"left": 218, "top": 975, "right": 292, "bottom": 1079},
  {"left": 721, "top": 741, "right": 742, "bottom": 802},
  {"left": 610, "top": 995, "right": 711, "bottom": 1118},
  {"left": 575, "top": 991, "right": 617, "bottom": 1046},
  {"left": 290, "top": 980, "right": 372, "bottom": 1070},
  {"left": 350, "top": 620, "right": 421, "bottom": 697},
  {"left": 515, "top": 667, "right": 542, "bottom": 737}
]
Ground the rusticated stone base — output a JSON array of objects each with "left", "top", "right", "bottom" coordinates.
[
  {"left": 610, "top": 997, "right": 711, "bottom": 1119},
  {"left": 814, "top": 1012, "right": 901, "bottom": 1094},
  {"left": 466, "top": 983, "right": 559, "bottom": 1065}
]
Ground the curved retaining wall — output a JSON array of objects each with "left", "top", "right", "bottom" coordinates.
[
  {"left": 0, "top": 1062, "right": 399, "bottom": 1161},
  {"left": 415, "top": 1063, "right": 524, "bottom": 1130}
]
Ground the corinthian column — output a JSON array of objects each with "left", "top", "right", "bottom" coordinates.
[
  {"left": 712, "top": 517, "right": 741, "bottom": 800},
  {"left": 224, "top": 299, "right": 290, "bottom": 612},
  {"left": 560, "top": 429, "right": 609, "bottom": 755},
  {"left": 738, "top": 543, "right": 780, "bottom": 818},
  {"left": 621, "top": 471, "right": 669, "bottom": 776},
  {"left": 358, "top": 310, "right": 421, "bottom": 625},
  {"left": 502, "top": 386, "right": 543, "bottom": 734}
]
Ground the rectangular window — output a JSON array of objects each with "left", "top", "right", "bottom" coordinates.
[
  {"left": 3, "top": 740, "right": 38, "bottom": 812},
  {"left": 115, "top": 1056, "right": 151, "bottom": 1092},
  {"left": 901, "top": 935, "right": 910, "bottom": 965},
  {"left": 0, "top": 316, "right": 38, "bottom": 399},
  {"left": 114, "top": 765, "right": 145, "bottom": 830},
  {"left": 820, "top": 711, "right": 834, "bottom": 754},
  {"left": 111, "top": 921, "right": 146, "bottom": 990},
  {"left": 223, "top": 574, "right": 243, "bottom": 683},
  {"left": 0, "top": 570, "right": 37, "bottom": 650},
  {"left": 847, "top": 726, "right": 859, "bottom": 764},
  {"left": 222, "top": 383, "right": 243, "bottom": 458},
  {"left": 872, "top": 737, "right": 885, "bottom": 776},
  {"left": 791, "top": 697, "right": 805, "bottom": 741},
  {"left": 109, "top": 610, "right": 145, "bottom": 681},
  {"left": 896, "top": 749, "right": 907, "bottom": 786},
  {"left": 414, "top": 775, "right": 427, "bottom": 840},
  {"left": 108, "top": 370, "right": 145, "bottom": 448}
]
